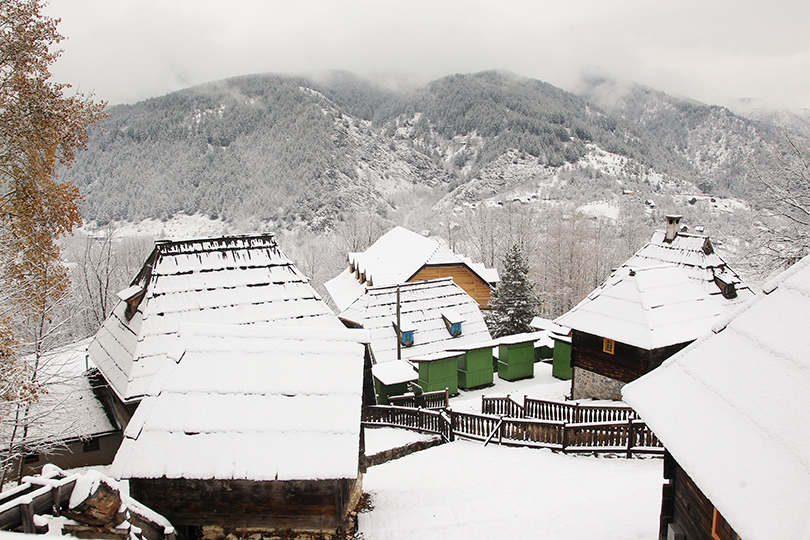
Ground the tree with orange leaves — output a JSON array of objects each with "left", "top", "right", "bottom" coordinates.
[{"left": 0, "top": 0, "right": 105, "bottom": 483}]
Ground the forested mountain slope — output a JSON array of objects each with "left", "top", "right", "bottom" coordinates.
[{"left": 60, "top": 70, "right": 790, "bottom": 229}]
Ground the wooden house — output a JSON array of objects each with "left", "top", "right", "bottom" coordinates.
[
  {"left": 624, "top": 215, "right": 755, "bottom": 307},
  {"left": 556, "top": 265, "right": 727, "bottom": 400},
  {"left": 88, "top": 234, "right": 343, "bottom": 414},
  {"left": 622, "top": 256, "right": 810, "bottom": 540},
  {"left": 325, "top": 226, "right": 499, "bottom": 311},
  {"left": 337, "top": 277, "right": 491, "bottom": 364},
  {"left": 1, "top": 340, "right": 123, "bottom": 480},
  {"left": 111, "top": 324, "right": 371, "bottom": 534}
]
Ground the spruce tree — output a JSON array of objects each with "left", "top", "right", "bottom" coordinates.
[{"left": 487, "top": 244, "right": 539, "bottom": 338}]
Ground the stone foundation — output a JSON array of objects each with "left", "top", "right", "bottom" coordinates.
[{"left": 571, "top": 367, "right": 625, "bottom": 400}]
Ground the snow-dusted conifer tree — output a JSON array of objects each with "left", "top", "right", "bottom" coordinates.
[{"left": 487, "top": 243, "right": 539, "bottom": 338}]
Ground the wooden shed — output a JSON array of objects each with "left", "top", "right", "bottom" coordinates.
[
  {"left": 495, "top": 332, "right": 544, "bottom": 382},
  {"left": 325, "top": 226, "right": 499, "bottom": 310},
  {"left": 88, "top": 234, "right": 343, "bottom": 412},
  {"left": 409, "top": 351, "right": 461, "bottom": 395},
  {"left": 623, "top": 255, "right": 810, "bottom": 540},
  {"left": 556, "top": 265, "right": 727, "bottom": 400},
  {"left": 337, "top": 278, "right": 492, "bottom": 367},
  {"left": 372, "top": 360, "right": 418, "bottom": 405},
  {"left": 448, "top": 341, "right": 495, "bottom": 390},
  {"left": 111, "top": 324, "right": 371, "bottom": 534}
]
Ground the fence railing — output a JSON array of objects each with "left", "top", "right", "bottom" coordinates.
[
  {"left": 388, "top": 389, "right": 449, "bottom": 410},
  {"left": 363, "top": 404, "right": 662, "bottom": 457},
  {"left": 485, "top": 396, "right": 637, "bottom": 424}
]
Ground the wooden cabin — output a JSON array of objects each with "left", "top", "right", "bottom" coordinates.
[
  {"left": 4, "top": 341, "right": 123, "bottom": 480},
  {"left": 623, "top": 256, "right": 810, "bottom": 540},
  {"left": 556, "top": 265, "right": 727, "bottom": 400},
  {"left": 624, "top": 214, "right": 755, "bottom": 307},
  {"left": 88, "top": 234, "right": 343, "bottom": 413},
  {"left": 112, "top": 324, "right": 371, "bottom": 535},
  {"left": 325, "top": 226, "right": 499, "bottom": 310},
  {"left": 337, "top": 277, "right": 492, "bottom": 367}
]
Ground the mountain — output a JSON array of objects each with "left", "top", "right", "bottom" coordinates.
[{"left": 59, "top": 70, "right": 794, "bottom": 229}]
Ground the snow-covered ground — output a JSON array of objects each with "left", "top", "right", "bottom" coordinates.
[
  {"left": 359, "top": 441, "right": 662, "bottom": 540},
  {"left": 359, "top": 361, "right": 660, "bottom": 540}
]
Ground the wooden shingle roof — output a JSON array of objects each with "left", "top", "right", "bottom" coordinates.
[
  {"left": 88, "top": 235, "right": 342, "bottom": 403},
  {"left": 338, "top": 277, "right": 491, "bottom": 364}
]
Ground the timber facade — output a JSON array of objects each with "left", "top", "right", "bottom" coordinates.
[
  {"left": 130, "top": 477, "right": 362, "bottom": 533},
  {"left": 571, "top": 330, "right": 689, "bottom": 380},
  {"left": 409, "top": 263, "right": 493, "bottom": 309},
  {"left": 660, "top": 451, "right": 736, "bottom": 540}
]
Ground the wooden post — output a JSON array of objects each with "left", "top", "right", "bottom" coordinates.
[
  {"left": 20, "top": 502, "right": 35, "bottom": 534},
  {"left": 396, "top": 286, "right": 401, "bottom": 361},
  {"left": 626, "top": 418, "right": 635, "bottom": 459},
  {"left": 562, "top": 424, "right": 569, "bottom": 452}
]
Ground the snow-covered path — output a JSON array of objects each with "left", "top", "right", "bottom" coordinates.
[{"left": 359, "top": 440, "right": 662, "bottom": 540}]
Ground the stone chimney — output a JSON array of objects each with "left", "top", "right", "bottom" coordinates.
[{"left": 664, "top": 215, "right": 683, "bottom": 243}]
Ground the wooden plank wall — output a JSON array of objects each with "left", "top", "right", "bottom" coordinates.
[
  {"left": 409, "top": 265, "right": 492, "bottom": 308},
  {"left": 660, "top": 455, "right": 715, "bottom": 540},
  {"left": 571, "top": 331, "right": 690, "bottom": 383},
  {"left": 130, "top": 477, "right": 358, "bottom": 532}
]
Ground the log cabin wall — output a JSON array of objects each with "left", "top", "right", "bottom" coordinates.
[
  {"left": 409, "top": 265, "right": 492, "bottom": 309},
  {"left": 130, "top": 477, "right": 360, "bottom": 532},
  {"left": 660, "top": 453, "right": 715, "bottom": 540},
  {"left": 571, "top": 331, "right": 691, "bottom": 384}
]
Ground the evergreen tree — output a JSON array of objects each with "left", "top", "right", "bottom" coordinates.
[{"left": 487, "top": 244, "right": 539, "bottom": 338}]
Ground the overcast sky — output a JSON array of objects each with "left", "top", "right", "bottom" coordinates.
[{"left": 45, "top": 0, "right": 810, "bottom": 111}]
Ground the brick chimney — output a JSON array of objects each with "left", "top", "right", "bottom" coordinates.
[{"left": 665, "top": 215, "right": 683, "bottom": 243}]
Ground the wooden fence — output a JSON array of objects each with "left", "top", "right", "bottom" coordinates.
[
  {"left": 388, "top": 389, "right": 449, "bottom": 410},
  {"left": 363, "top": 404, "right": 662, "bottom": 457},
  {"left": 483, "top": 395, "right": 637, "bottom": 424}
]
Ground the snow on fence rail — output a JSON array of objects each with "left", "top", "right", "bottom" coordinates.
[
  {"left": 484, "top": 395, "right": 637, "bottom": 424},
  {"left": 388, "top": 389, "right": 449, "bottom": 409},
  {"left": 363, "top": 405, "right": 662, "bottom": 457}
]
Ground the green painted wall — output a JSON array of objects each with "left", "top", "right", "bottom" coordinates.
[
  {"left": 374, "top": 378, "right": 412, "bottom": 405},
  {"left": 457, "top": 347, "right": 494, "bottom": 389},
  {"left": 417, "top": 355, "right": 460, "bottom": 395},
  {"left": 497, "top": 342, "right": 534, "bottom": 381},
  {"left": 552, "top": 339, "right": 573, "bottom": 380}
]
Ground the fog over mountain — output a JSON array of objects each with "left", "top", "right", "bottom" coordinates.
[{"left": 60, "top": 70, "right": 796, "bottom": 232}]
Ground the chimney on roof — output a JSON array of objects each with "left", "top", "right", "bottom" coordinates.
[{"left": 665, "top": 215, "right": 683, "bottom": 243}]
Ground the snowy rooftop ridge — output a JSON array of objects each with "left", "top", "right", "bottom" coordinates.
[
  {"left": 88, "top": 234, "right": 343, "bottom": 404},
  {"left": 624, "top": 229, "right": 755, "bottom": 306},
  {"left": 112, "top": 324, "right": 368, "bottom": 482},
  {"left": 622, "top": 255, "right": 810, "bottom": 540},
  {"left": 338, "top": 278, "right": 492, "bottom": 364},
  {"left": 555, "top": 265, "right": 728, "bottom": 350},
  {"left": 324, "top": 226, "right": 499, "bottom": 312}
]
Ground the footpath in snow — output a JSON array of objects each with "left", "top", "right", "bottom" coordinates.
[{"left": 359, "top": 361, "right": 662, "bottom": 540}]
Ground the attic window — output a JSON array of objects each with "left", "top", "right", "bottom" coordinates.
[
  {"left": 441, "top": 309, "right": 465, "bottom": 337},
  {"left": 117, "top": 285, "right": 146, "bottom": 321},
  {"left": 711, "top": 508, "right": 740, "bottom": 540},
  {"left": 602, "top": 338, "right": 615, "bottom": 355},
  {"left": 393, "top": 314, "right": 416, "bottom": 347},
  {"left": 714, "top": 274, "right": 738, "bottom": 300}
]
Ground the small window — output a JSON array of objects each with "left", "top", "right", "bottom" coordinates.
[
  {"left": 603, "top": 338, "right": 615, "bottom": 355},
  {"left": 83, "top": 438, "right": 100, "bottom": 453},
  {"left": 712, "top": 507, "right": 740, "bottom": 540},
  {"left": 450, "top": 322, "right": 462, "bottom": 336},
  {"left": 401, "top": 331, "right": 414, "bottom": 347}
]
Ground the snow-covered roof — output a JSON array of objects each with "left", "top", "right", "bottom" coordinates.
[
  {"left": 372, "top": 360, "right": 418, "bottom": 386},
  {"left": 112, "top": 324, "right": 368, "bottom": 482},
  {"left": 88, "top": 235, "right": 343, "bottom": 404},
  {"left": 624, "top": 230, "right": 755, "bottom": 306},
  {"left": 0, "top": 340, "right": 118, "bottom": 447},
  {"left": 338, "top": 278, "right": 492, "bottom": 364},
  {"left": 324, "top": 227, "right": 499, "bottom": 312},
  {"left": 555, "top": 265, "right": 727, "bottom": 350},
  {"left": 622, "top": 256, "right": 810, "bottom": 540}
]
